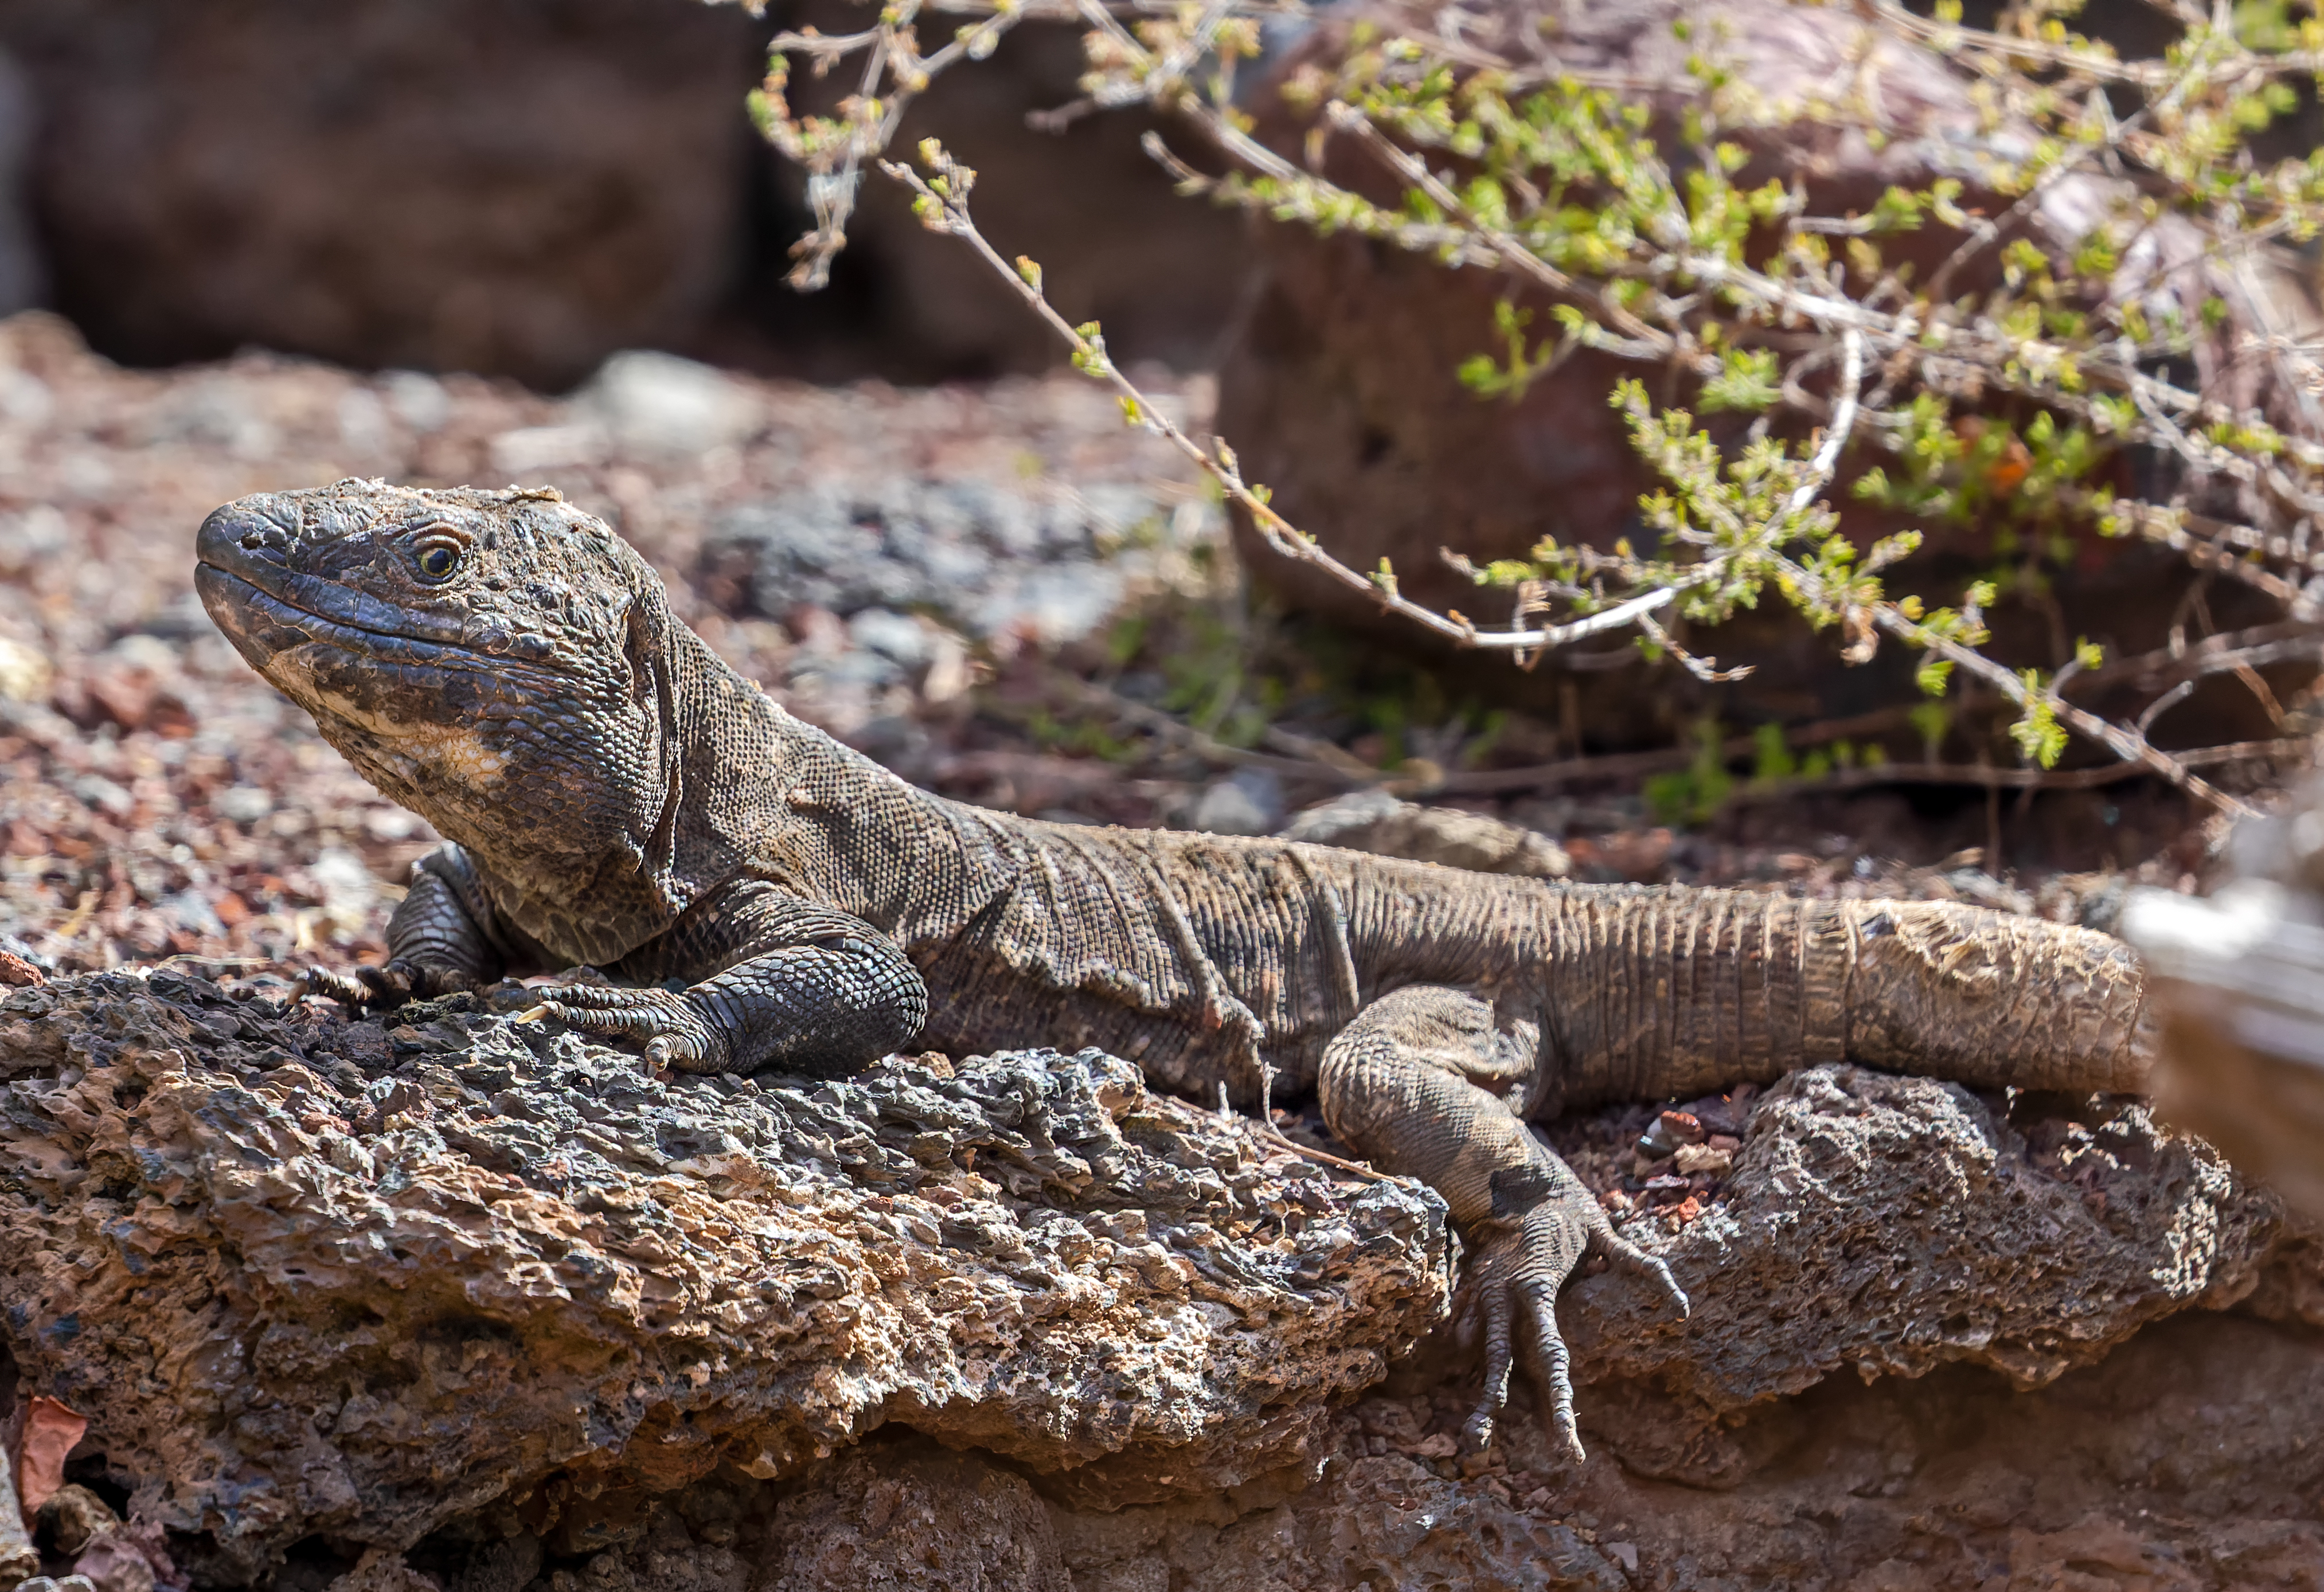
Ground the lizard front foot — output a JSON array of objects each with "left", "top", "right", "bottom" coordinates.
[
  {"left": 1461, "top": 1191, "right": 1689, "bottom": 1464},
  {"left": 525, "top": 984, "right": 733, "bottom": 1073},
  {"left": 302, "top": 958, "right": 475, "bottom": 1012}
]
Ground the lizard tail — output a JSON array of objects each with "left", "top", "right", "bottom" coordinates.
[{"left": 1553, "top": 890, "right": 2154, "bottom": 1104}]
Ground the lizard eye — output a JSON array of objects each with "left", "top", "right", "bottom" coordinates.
[{"left": 413, "top": 536, "right": 462, "bottom": 582}]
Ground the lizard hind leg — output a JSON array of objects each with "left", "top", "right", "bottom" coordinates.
[{"left": 1318, "top": 984, "right": 1686, "bottom": 1463}]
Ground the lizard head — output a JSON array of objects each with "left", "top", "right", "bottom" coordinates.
[{"left": 196, "top": 480, "right": 686, "bottom": 905}]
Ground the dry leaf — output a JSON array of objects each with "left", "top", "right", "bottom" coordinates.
[{"left": 18, "top": 1394, "right": 89, "bottom": 1516}]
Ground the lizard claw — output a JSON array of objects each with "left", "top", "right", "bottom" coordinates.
[
  {"left": 300, "top": 957, "right": 444, "bottom": 1011},
  {"left": 1596, "top": 1227, "right": 1690, "bottom": 1321},
  {"left": 528, "top": 984, "right": 732, "bottom": 1074},
  {"left": 301, "top": 957, "right": 482, "bottom": 1012}
]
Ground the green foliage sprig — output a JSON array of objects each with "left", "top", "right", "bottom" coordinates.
[{"left": 720, "top": 0, "right": 2324, "bottom": 812}]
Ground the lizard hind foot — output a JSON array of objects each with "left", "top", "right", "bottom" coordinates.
[
  {"left": 1468, "top": 1190, "right": 1599, "bottom": 1469},
  {"left": 1460, "top": 1276, "right": 1585, "bottom": 1464},
  {"left": 1459, "top": 1190, "right": 1690, "bottom": 1466}
]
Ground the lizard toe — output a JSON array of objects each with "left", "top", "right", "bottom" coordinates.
[
  {"left": 1457, "top": 1177, "right": 1626, "bottom": 1466},
  {"left": 302, "top": 960, "right": 412, "bottom": 1011},
  {"left": 1515, "top": 1278, "right": 1585, "bottom": 1466},
  {"left": 533, "top": 987, "right": 732, "bottom": 1073},
  {"left": 302, "top": 958, "right": 478, "bottom": 1011},
  {"left": 1595, "top": 1230, "right": 1690, "bottom": 1320}
]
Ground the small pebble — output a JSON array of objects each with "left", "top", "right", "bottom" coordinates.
[
  {"left": 1673, "top": 1143, "right": 1733, "bottom": 1176},
  {"left": 1658, "top": 1110, "right": 1707, "bottom": 1145}
]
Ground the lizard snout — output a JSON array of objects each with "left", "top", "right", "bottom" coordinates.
[{"left": 196, "top": 494, "right": 299, "bottom": 580}]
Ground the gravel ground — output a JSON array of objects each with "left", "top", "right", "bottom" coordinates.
[
  {"left": 0, "top": 307, "right": 2246, "bottom": 1015},
  {"left": 0, "top": 312, "right": 1216, "bottom": 980}
]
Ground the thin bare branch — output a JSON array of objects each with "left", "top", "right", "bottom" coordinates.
[{"left": 880, "top": 146, "right": 1692, "bottom": 656}]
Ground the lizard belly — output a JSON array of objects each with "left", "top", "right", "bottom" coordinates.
[{"left": 904, "top": 827, "right": 1354, "bottom": 1105}]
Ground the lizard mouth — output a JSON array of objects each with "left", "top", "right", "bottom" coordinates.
[
  {"left": 195, "top": 498, "right": 514, "bottom": 678},
  {"left": 196, "top": 562, "right": 470, "bottom": 674}
]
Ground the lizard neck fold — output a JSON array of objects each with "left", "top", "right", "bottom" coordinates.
[{"left": 662, "top": 628, "right": 1024, "bottom": 950}]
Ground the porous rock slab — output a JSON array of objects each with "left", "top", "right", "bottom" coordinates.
[
  {"left": 0, "top": 973, "right": 1450, "bottom": 1579},
  {"left": 1560, "top": 1066, "right": 2280, "bottom": 1481},
  {"left": 0, "top": 973, "right": 2290, "bottom": 1583},
  {"left": 1572, "top": 1068, "right": 2274, "bottom": 1398}
]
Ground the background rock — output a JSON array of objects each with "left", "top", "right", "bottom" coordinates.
[
  {"left": 1281, "top": 791, "right": 1570, "bottom": 878},
  {"left": 0, "top": 0, "right": 1249, "bottom": 386},
  {"left": 700, "top": 473, "right": 1177, "bottom": 658},
  {"left": 1212, "top": 0, "right": 2315, "bottom": 736},
  {"left": 0, "top": 0, "right": 761, "bottom": 389}
]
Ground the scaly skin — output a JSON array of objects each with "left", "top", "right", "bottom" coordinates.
[{"left": 194, "top": 482, "right": 2155, "bottom": 1460}]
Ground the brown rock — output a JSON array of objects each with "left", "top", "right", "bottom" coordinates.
[
  {"left": 1560, "top": 1064, "right": 2278, "bottom": 1484},
  {"left": 323, "top": 1549, "right": 442, "bottom": 1592},
  {"left": 0, "top": 971, "right": 1450, "bottom": 1582},
  {"left": 765, "top": 11, "right": 1256, "bottom": 380},
  {"left": 0, "top": 0, "right": 761, "bottom": 388},
  {"left": 0, "top": 968, "right": 2309, "bottom": 1587},
  {"left": 1657, "top": 1110, "right": 1705, "bottom": 1146},
  {"left": 42, "top": 1481, "right": 120, "bottom": 1555},
  {"left": 70, "top": 1534, "right": 158, "bottom": 1592},
  {"left": 767, "top": 1441, "right": 1071, "bottom": 1591},
  {"left": 399, "top": 1304, "right": 2324, "bottom": 1591},
  {"left": 0, "top": 2, "right": 1252, "bottom": 388}
]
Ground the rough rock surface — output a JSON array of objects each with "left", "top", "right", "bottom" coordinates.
[
  {"left": 3, "top": 966, "right": 2313, "bottom": 1589},
  {"left": 1553, "top": 1066, "right": 2281, "bottom": 1486},
  {"left": 0, "top": 973, "right": 1448, "bottom": 1583},
  {"left": 338, "top": 1306, "right": 2324, "bottom": 1590}
]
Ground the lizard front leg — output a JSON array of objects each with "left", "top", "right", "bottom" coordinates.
[
  {"left": 532, "top": 884, "right": 929, "bottom": 1077},
  {"left": 1319, "top": 983, "right": 1686, "bottom": 1461},
  {"left": 306, "top": 843, "right": 505, "bottom": 1008}
]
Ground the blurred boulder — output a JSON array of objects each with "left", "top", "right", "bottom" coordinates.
[
  {"left": 0, "top": 0, "right": 1253, "bottom": 386},
  {"left": 756, "top": 12, "right": 1255, "bottom": 379},
  {"left": 2124, "top": 775, "right": 2324, "bottom": 1222},
  {"left": 701, "top": 474, "right": 1170, "bottom": 648},
  {"left": 579, "top": 349, "right": 761, "bottom": 457},
  {"left": 0, "top": 0, "right": 764, "bottom": 389},
  {"left": 1282, "top": 789, "right": 1570, "bottom": 878}
]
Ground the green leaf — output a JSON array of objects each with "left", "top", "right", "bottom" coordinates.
[
  {"left": 1699, "top": 347, "right": 1780, "bottom": 413},
  {"left": 2010, "top": 689, "right": 2069, "bottom": 769}
]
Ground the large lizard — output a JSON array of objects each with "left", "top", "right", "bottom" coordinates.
[{"left": 194, "top": 481, "right": 2154, "bottom": 1458}]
